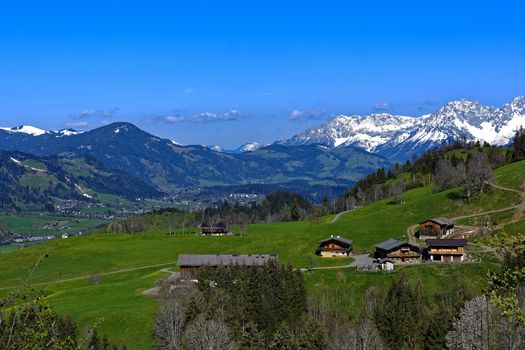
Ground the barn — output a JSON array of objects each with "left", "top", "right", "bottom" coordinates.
[
  {"left": 374, "top": 239, "right": 422, "bottom": 263},
  {"left": 177, "top": 254, "right": 277, "bottom": 279},
  {"left": 426, "top": 239, "right": 467, "bottom": 262},
  {"left": 316, "top": 235, "right": 353, "bottom": 257},
  {"left": 200, "top": 222, "right": 229, "bottom": 235},
  {"left": 418, "top": 218, "right": 455, "bottom": 239}
]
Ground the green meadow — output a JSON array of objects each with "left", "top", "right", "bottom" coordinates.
[{"left": 0, "top": 159, "right": 524, "bottom": 349}]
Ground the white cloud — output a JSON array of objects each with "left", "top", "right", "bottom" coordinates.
[
  {"left": 164, "top": 109, "right": 246, "bottom": 123},
  {"left": 373, "top": 102, "right": 389, "bottom": 111},
  {"left": 69, "top": 107, "right": 120, "bottom": 119},
  {"left": 66, "top": 121, "right": 88, "bottom": 127},
  {"left": 289, "top": 108, "right": 326, "bottom": 122}
]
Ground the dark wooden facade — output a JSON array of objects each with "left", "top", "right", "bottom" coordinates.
[
  {"left": 374, "top": 239, "right": 422, "bottom": 263},
  {"left": 418, "top": 218, "right": 454, "bottom": 239},
  {"left": 178, "top": 254, "right": 277, "bottom": 279},
  {"left": 426, "top": 239, "right": 467, "bottom": 262},
  {"left": 201, "top": 222, "right": 229, "bottom": 235}
]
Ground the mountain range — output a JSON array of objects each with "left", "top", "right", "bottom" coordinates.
[
  {"left": 0, "top": 96, "right": 523, "bottom": 204},
  {"left": 0, "top": 122, "right": 389, "bottom": 202},
  {"left": 283, "top": 96, "right": 525, "bottom": 160}
]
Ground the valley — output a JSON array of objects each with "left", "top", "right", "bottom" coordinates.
[{"left": 1, "top": 156, "right": 523, "bottom": 348}]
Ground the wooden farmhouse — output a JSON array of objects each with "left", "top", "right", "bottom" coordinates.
[
  {"left": 316, "top": 235, "right": 353, "bottom": 257},
  {"left": 425, "top": 239, "right": 467, "bottom": 262},
  {"left": 374, "top": 239, "right": 422, "bottom": 263},
  {"left": 177, "top": 254, "right": 277, "bottom": 279},
  {"left": 418, "top": 218, "right": 455, "bottom": 239},
  {"left": 200, "top": 222, "right": 229, "bottom": 235}
]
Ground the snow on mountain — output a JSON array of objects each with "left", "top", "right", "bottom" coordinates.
[
  {"left": 284, "top": 96, "right": 525, "bottom": 160},
  {"left": 0, "top": 125, "right": 48, "bottom": 136},
  {"left": 240, "top": 142, "right": 262, "bottom": 152},
  {"left": 224, "top": 142, "right": 266, "bottom": 154},
  {"left": 0, "top": 125, "right": 84, "bottom": 137},
  {"left": 54, "top": 128, "right": 83, "bottom": 137},
  {"left": 205, "top": 145, "right": 223, "bottom": 152}
]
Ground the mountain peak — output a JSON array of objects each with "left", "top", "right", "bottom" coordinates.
[
  {"left": 510, "top": 96, "right": 525, "bottom": 109},
  {"left": 0, "top": 125, "right": 47, "bottom": 136},
  {"left": 94, "top": 122, "right": 147, "bottom": 136},
  {"left": 284, "top": 96, "right": 525, "bottom": 160}
]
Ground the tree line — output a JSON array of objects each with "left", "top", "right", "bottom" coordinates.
[
  {"left": 334, "top": 130, "right": 525, "bottom": 212},
  {"left": 106, "top": 190, "right": 328, "bottom": 234},
  {"left": 154, "top": 262, "right": 329, "bottom": 350},
  {"left": 153, "top": 254, "right": 525, "bottom": 349}
]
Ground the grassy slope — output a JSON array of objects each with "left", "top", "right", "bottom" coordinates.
[
  {"left": 0, "top": 159, "right": 523, "bottom": 349},
  {"left": 0, "top": 213, "right": 105, "bottom": 237}
]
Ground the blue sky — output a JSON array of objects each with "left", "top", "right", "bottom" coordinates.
[{"left": 0, "top": 1, "right": 524, "bottom": 148}]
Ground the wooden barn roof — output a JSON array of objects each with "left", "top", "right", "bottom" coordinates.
[
  {"left": 375, "top": 239, "right": 420, "bottom": 251},
  {"left": 425, "top": 239, "right": 467, "bottom": 247},
  {"left": 200, "top": 222, "right": 227, "bottom": 228},
  {"left": 178, "top": 254, "right": 277, "bottom": 267},
  {"left": 319, "top": 236, "right": 353, "bottom": 246},
  {"left": 419, "top": 217, "right": 455, "bottom": 227}
]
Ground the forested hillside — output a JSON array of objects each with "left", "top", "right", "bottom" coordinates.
[
  {"left": 0, "top": 150, "right": 161, "bottom": 212},
  {"left": 0, "top": 122, "right": 390, "bottom": 200}
]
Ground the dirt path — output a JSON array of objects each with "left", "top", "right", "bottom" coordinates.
[
  {"left": 0, "top": 261, "right": 178, "bottom": 291},
  {"left": 406, "top": 224, "right": 419, "bottom": 244},
  {"left": 490, "top": 183, "right": 523, "bottom": 194},
  {"left": 405, "top": 180, "right": 525, "bottom": 243},
  {"left": 451, "top": 205, "right": 522, "bottom": 221},
  {"left": 330, "top": 209, "right": 356, "bottom": 223}
]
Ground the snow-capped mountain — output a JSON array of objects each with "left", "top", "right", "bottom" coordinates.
[
  {"left": 0, "top": 125, "right": 48, "bottom": 136},
  {"left": 283, "top": 96, "right": 525, "bottom": 160},
  {"left": 205, "top": 144, "right": 223, "bottom": 152},
  {"left": 226, "top": 142, "right": 265, "bottom": 154},
  {"left": 239, "top": 142, "right": 262, "bottom": 152},
  {"left": 0, "top": 125, "right": 84, "bottom": 137},
  {"left": 54, "top": 128, "right": 84, "bottom": 137}
]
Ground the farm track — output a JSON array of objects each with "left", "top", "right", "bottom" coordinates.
[
  {"left": 329, "top": 209, "right": 354, "bottom": 223},
  {"left": 405, "top": 180, "right": 525, "bottom": 243},
  {"left": 0, "top": 261, "right": 178, "bottom": 290}
]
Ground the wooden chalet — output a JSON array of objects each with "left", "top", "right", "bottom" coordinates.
[
  {"left": 425, "top": 239, "right": 467, "bottom": 262},
  {"left": 418, "top": 218, "right": 455, "bottom": 239},
  {"left": 316, "top": 235, "right": 353, "bottom": 257},
  {"left": 200, "top": 222, "right": 229, "bottom": 235},
  {"left": 177, "top": 254, "right": 277, "bottom": 279},
  {"left": 374, "top": 239, "right": 422, "bottom": 263}
]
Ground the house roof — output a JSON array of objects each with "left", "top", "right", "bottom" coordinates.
[
  {"left": 375, "top": 239, "right": 420, "bottom": 251},
  {"left": 425, "top": 239, "right": 467, "bottom": 247},
  {"left": 319, "top": 236, "right": 353, "bottom": 246},
  {"left": 178, "top": 254, "right": 277, "bottom": 267},
  {"left": 420, "top": 217, "right": 455, "bottom": 227},
  {"left": 375, "top": 239, "right": 404, "bottom": 251},
  {"left": 201, "top": 222, "right": 227, "bottom": 228},
  {"left": 378, "top": 258, "right": 394, "bottom": 263}
]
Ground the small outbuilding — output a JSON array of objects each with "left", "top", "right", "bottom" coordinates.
[
  {"left": 200, "top": 222, "right": 229, "bottom": 235},
  {"left": 377, "top": 258, "right": 394, "bottom": 271},
  {"left": 425, "top": 239, "right": 467, "bottom": 262},
  {"left": 374, "top": 239, "right": 422, "bottom": 263},
  {"left": 418, "top": 218, "right": 455, "bottom": 239},
  {"left": 316, "top": 235, "right": 353, "bottom": 257},
  {"left": 177, "top": 254, "right": 277, "bottom": 279}
]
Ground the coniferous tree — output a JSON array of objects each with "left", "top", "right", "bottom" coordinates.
[
  {"left": 512, "top": 126, "right": 525, "bottom": 161},
  {"left": 374, "top": 274, "right": 427, "bottom": 349}
]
